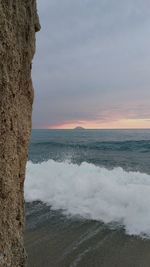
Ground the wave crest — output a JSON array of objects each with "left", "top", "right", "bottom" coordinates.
[{"left": 25, "top": 160, "right": 150, "bottom": 237}]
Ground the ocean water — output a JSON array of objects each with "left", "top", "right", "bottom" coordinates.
[{"left": 25, "top": 129, "right": 150, "bottom": 266}]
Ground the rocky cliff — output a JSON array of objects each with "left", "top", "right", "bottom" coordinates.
[{"left": 0, "top": 1, "right": 40, "bottom": 266}]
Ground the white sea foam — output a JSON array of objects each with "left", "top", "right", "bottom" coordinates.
[{"left": 25, "top": 160, "right": 150, "bottom": 237}]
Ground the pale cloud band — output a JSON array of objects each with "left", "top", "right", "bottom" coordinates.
[{"left": 33, "top": 0, "right": 150, "bottom": 129}]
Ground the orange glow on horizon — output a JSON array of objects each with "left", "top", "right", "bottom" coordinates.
[{"left": 47, "top": 118, "right": 150, "bottom": 129}]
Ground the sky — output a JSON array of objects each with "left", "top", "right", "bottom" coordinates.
[{"left": 32, "top": 0, "right": 150, "bottom": 129}]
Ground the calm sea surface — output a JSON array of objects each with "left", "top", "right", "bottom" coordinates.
[{"left": 28, "top": 129, "right": 150, "bottom": 172}]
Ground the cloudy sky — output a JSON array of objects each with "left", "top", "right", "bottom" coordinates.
[{"left": 32, "top": 0, "right": 150, "bottom": 129}]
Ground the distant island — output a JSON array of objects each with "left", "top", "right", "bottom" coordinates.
[{"left": 74, "top": 126, "right": 85, "bottom": 130}]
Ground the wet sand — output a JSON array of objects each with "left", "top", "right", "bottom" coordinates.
[{"left": 25, "top": 213, "right": 150, "bottom": 267}]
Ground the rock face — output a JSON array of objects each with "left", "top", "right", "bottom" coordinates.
[{"left": 0, "top": 1, "right": 40, "bottom": 266}]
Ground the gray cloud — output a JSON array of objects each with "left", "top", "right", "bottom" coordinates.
[{"left": 32, "top": 0, "right": 150, "bottom": 128}]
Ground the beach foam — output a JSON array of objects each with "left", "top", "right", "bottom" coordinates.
[{"left": 25, "top": 160, "right": 150, "bottom": 237}]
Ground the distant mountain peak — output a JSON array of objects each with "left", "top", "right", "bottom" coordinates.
[{"left": 74, "top": 126, "right": 85, "bottom": 130}]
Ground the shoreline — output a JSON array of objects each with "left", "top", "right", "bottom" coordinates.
[{"left": 25, "top": 206, "right": 150, "bottom": 267}]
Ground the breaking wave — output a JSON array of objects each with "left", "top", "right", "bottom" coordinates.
[{"left": 25, "top": 160, "right": 150, "bottom": 237}]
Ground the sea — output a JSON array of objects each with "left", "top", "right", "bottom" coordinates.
[{"left": 25, "top": 129, "right": 150, "bottom": 267}]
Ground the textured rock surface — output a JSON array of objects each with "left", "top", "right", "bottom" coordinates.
[{"left": 0, "top": 1, "right": 40, "bottom": 266}]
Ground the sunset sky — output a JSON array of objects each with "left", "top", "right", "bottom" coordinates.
[{"left": 33, "top": 0, "right": 150, "bottom": 129}]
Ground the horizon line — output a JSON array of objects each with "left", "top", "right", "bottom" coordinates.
[{"left": 32, "top": 128, "right": 150, "bottom": 130}]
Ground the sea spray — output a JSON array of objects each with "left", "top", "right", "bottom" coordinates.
[{"left": 25, "top": 160, "right": 150, "bottom": 237}]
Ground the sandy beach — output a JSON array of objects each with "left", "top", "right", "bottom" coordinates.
[{"left": 25, "top": 203, "right": 150, "bottom": 267}]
